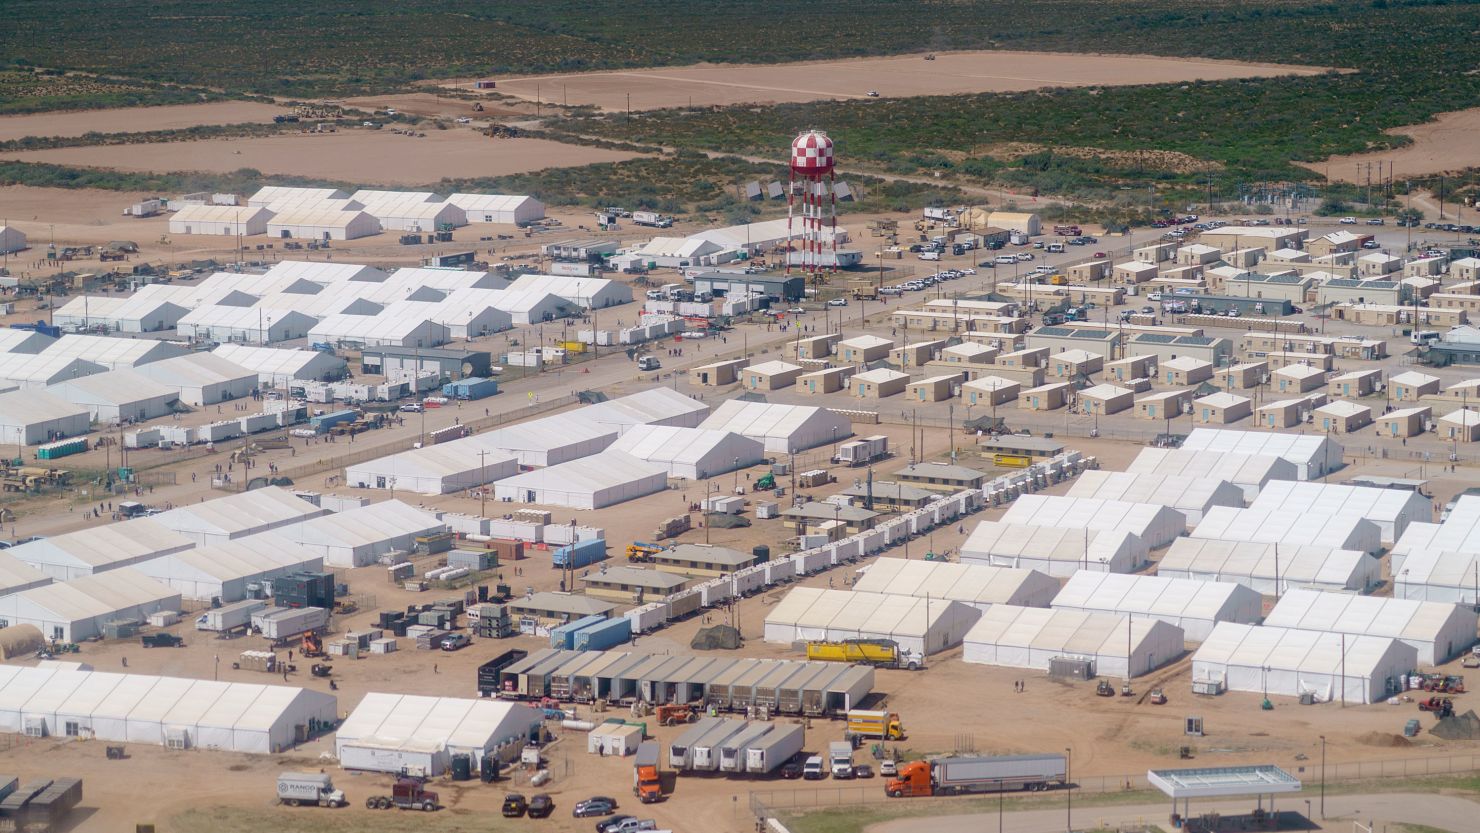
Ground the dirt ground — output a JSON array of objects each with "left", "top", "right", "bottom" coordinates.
[
  {"left": 461, "top": 50, "right": 1329, "bottom": 112},
  {"left": 0, "top": 101, "right": 292, "bottom": 143},
  {"left": 0, "top": 129, "right": 646, "bottom": 184},
  {"left": 1306, "top": 106, "right": 1480, "bottom": 181},
  {"left": 341, "top": 92, "right": 525, "bottom": 120}
]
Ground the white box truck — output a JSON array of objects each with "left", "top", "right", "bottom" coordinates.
[
  {"left": 829, "top": 741, "right": 855, "bottom": 779},
  {"left": 253, "top": 606, "right": 329, "bottom": 641},
  {"left": 277, "top": 772, "right": 346, "bottom": 807},
  {"left": 195, "top": 599, "right": 267, "bottom": 633},
  {"left": 633, "top": 211, "right": 674, "bottom": 228}
]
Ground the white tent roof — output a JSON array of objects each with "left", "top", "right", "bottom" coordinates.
[
  {"left": 1248, "top": 480, "right": 1427, "bottom": 544},
  {"left": 0, "top": 389, "right": 89, "bottom": 426},
  {"left": 133, "top": 353, "right": 256, "bottom": 388},
  {"left": 1194, "top": 622, "right": 1410, "bottom": 681},
  {"left": 851, "top": 558, "right": 1059, "bottom": 608},
  {"left": 170, "top": 204, "right": 272, "bottom": 224},
  {"left": 964, "top": 606, "right": 1176, "bottom": 660},
  {"left": 248, "top": 186, "right": 350, "bottom": 211},
  {"left": 698, "top": 400, "right": 847, "bottom": 451},
  {"left": 8, "top": 519, "right": 194, "bottom": 571},
  {"left": 1158, "top": 538, "right": 1375, "bottom": 590},
  {"left": 494, "top": 451, "right": 667, "bottom": 494},
  {"left": 473, "top": 412, "right": 618, "bottom": 456},
  {"left": 608, "top": 425, "right": 762, "bottom": 469},
  {"left": 46, "top": 368, "right": 178, "bottom": 408},
  {"left": 962, "top": 522, "right": 1147, "bottom": 568},
  {"left": 260, "top": 260, "right": 387, "bottom": 285},
  {"left": 211, "top": 344, "right": 345, "bottom": 378},
  {"left": 10, "top": 567, "right": 177, "bottom": 621},
  {"left": 580, "top": 388, "right": 710, "bottom": 433},
  {"left": 1051, "top": 572, "right": 1261, "bottom": 626},
  {"left": 1265, "top": 588, "right": 1471, "bottom": 647},
  {"left": 348, "top": 441, "right": 517, "bottom": 490},
  {"left": 134, "top": 533, "right": 323, "bottom": 585},
  {"left": 446, "top": 193, "right": 539, "bottom": 213},
  {"left": 0, "top": 352, "right": 104, "bottom": 385},
  {"left": 1001, "top": 494, "right": 1187, "bottom": 546},
  {"left": 1067, "top": 471, "right": 1243, "bottom": 516},
  {"left": 1192, "top": 505, "right": 1379, "bottom": 552},
  {"left": 0, "top": 553, "right": 49, "bottom": 596},
  {"left": 282, "top": 500, "right": 446, "bottom": 549},
  {"left": 42, "top": 335, "right": 187, "bottom": 367},
  {"left": 150, "top": 487, "right": 328, "bottom": 542},
  {"left": 337, "top": 693, "right": 540, "bottom": 755},
  {"left": 506, "top": 274, "right": 630, "bottom": 307},
  {"left": 1181, "top": 428, "right": 1342, "bottom": 477},
  {"left": 309, "top": 313, "right": 444, "bottom": 342},
  {"left": 765, "top": 587, "right": 981, "bottom": 641}
]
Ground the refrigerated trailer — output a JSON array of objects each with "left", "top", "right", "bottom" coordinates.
[
  {"left": 745, "top": 724, "right": 806, "bottom": 774},
  {"left": 886, "top": 754, "right": 1067, "bottom": 797},
  {"left": 717, "top": 723, "right": 774, "bottom": 773},
  {"left": 689, "top": 720, "right": 750, "bottom": 772},
  {"left": 668, "top": 717, "right": 724, "bottom": 770}
]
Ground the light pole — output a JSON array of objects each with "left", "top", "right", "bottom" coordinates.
[
  {"left": 997, "top": 779, "right": 1004, "bottom": 833},
  {"left": 1319, "top": 735, "right": 1326, "bottom": 819},
  {"left": 478, "top": 450, "right": 489, "bottom": 517},
  {"left": 1064, "top": 746, "right": 1072, "bottom": 832}
]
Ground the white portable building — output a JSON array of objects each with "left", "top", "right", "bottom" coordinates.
[
  {"left": 1191, "top": 622, "right": 1415, "bottom": 704},
  {"left": 1264, "top": 588, "right": 1474, "bottom": 665},
  {"left": 0, "top": 390, "right": 90, "bottom": 446},
  {"left": 1001, "top": 494, "right": 1187, "bottom": 549},
  {"left": 1248, "top": 480, "right": 1430, "bottom": 546},
  {"left": 471, "top": 413, "right": 618, "bottom": 467},
  {"left": 608, "top": 425, "right": 763, "bottom": 480},
  {"left": 46, "top": 369, "right": 179, "bottom": 422},
  {"left": 1050, "top": 571, "right": 1263, "bottom": 642},
  {"left": 850, "top": 558, "right": 1060, "bottom": 611},
  {"left": 493, "top": 451, "right": 668, "bottom": 510},
  {"left": 1157, "top": 538, "right": 1378, "bottom": 595},
  {"left": 336, "top": 693, "right": 542, "bottom": 775},
  {"left": 763, "top": 587, "right": 983, "bottom": 656},
  {"left": 1192, "top": 505, "right": 1380, "bottom": 554},
  {"left": 8, "top": 519, "right": 195, "bottom": 581},
  {"left": 1067, "top": 471, "right": 1245, "bottom": 525},
  {"left": 346, "top": 442, "right": 519, "bottom": 495},
  {"left": 308, "top": 313, "right": 449, "bottom": 349},
  {"left": 1180, "top": 428, "right": 1343, "bottom": 480},
  {"left": 42, "top": 335, "right": 187, "bottom": 370},
  {"left": 277, "top": 500, "right": 448, "bottom": 567},
  {"left": 582, "top": 388, "right": 710, "bottom": 435},
  {"left": 149, "top": 487, "right": 330, "bottom": 546},
  {"left": 176, "top": 306, "right": 317, "bottom": 344},
  {"left": 447, "top": 194, "right": 546, "bottom": 226},
  {"left": 266, "top": 209, "right": 380, "bottom": 240},
  {"left": 131, "top": 534, "right": 324, "bottom": 602},
  {"left": 0, "top": 554, "right": 51, "bottom": 598},
  {"left": 1125, "top": 448, "right": 1298, "bottom": 502},
  {"left": 698, "top": 400, "right": 849, "bottom": 453},
  {"left": 962, "top": 606, "right": 1185, "bottom": 678},
  {"left": 168, "top": 204, "right": 273, "bottom": 236},
  {"left": 960, "top": 523, "right": 1148, "bottom": 577},
  {"left": 0, "top": 353, "right": 105, "bottom": 390},
  {"left": 210, "top": 344, "right": 348, "bottom": 387},
  {"left": 506, "top": 274, "right": 633, "bottom": 310},
  {"left": 131, "top": 353, "right": 257, "bottom": 406},
  {"left": 0, "top": 568, "right": 180, "bottom": 642}
]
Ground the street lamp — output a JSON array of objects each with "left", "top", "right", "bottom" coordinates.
[
  {"left": 1064, "top": 746, "right": 1072, "bottom": 832},
  {"left": 1319, "top": 735, "right": 1326, "bottom": 819}
]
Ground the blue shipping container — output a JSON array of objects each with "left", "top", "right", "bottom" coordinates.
[
  {"left": 549, "top": 613, "right": 609, "bottom": 649},
  {"left": 552, "top": 538, "right": 606, "bottom": 570},
  {"left": 442, "top": 377, "right": 499, "bottom": 400},
  {"left": 309, "top": 409, "right": 357, "bottom": 431},
  {"left": 573, "top": 617, "right": 631, "bottom": 651}
]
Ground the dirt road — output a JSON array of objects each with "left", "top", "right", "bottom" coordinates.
[{"left": 0, "top": 101, "right": 290, "bottom": 142}]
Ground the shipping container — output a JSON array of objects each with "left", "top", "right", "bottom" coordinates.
[
  {"left": 550, "top": 614, "right": 609, "bottom": 649},
  {"left": 573, "top": 617, "right": 631, "bottom": 651},
  {"left": 745, "top": 724, "right": 805, "bottom": 773},
  {"left": 441, "top": 377, "right": 499, "bottom": 400},
  {"left": 552, "top": 538, "right": 606, "bottom": 569},
  {"left": 308, "top": 409, "right": 357, "bottom": 432}
]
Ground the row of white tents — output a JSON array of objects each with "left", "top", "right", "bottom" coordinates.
[{"left": 169, "top": 187, "right": 544, "bottom": 240}]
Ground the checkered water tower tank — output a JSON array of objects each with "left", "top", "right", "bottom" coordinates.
[{"left": 791, "top": 130, "right": 835, "bottom": 174}]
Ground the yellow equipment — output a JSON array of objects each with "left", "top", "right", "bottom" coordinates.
[
  {"left": 627, "top": 543, "right": 663, "bottom": 562},
  {"left": 806, "top": 639, "right": 923, "bottom": 670},
  {"left": 846, "top": 709, "right": 906, "bottom": 740},
  {"left": 993, "top": 453, "right": 1032, "bottom": 468}
]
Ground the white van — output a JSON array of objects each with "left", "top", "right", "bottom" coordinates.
[
  {"left": 995, "top": 254, "right": 1017, "bottom": 264},
  {"left": 1411, "top": 330, "right": 1441, "bottom": 345},
  {"left": 918, "top": 251, "right": 941, "bottom": 261}
]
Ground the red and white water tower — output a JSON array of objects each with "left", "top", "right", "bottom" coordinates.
[{"left": 787, "top": 129, "right": 837, "bottom": 275}]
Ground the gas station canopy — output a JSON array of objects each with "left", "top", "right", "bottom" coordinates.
[{"left": 1149, "top": 765, "right": 1303, "bottom": 799}]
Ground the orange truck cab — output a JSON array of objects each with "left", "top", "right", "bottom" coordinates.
[
  {"left": 634, "top": 741, "right": 663, "bottom": 803},
  {"left": 885, "top": 760, "right": 935, "bottom": 797}
]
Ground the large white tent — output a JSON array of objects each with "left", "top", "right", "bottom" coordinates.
[
  {"left": 9, "top": 519, "right": 195, "bottom": 581},
  {"left": 0, "top": 390, "right": 90, "bottom": 446},
  {"left": 447, "top": 193, "right": 545, "bottom": 225},
  {"left": 582, "top": 388, "right": 710, "bottom": 435},
  {"left": 1248, "top": 481, "right": 1429, "bottom": 546},
  {"left": 41, "top": 335, "right": 187, "bottom": 370},
  {"left": 506, "top": 274, "right": 633, "bottom": 309},
  {"left": 0, "top": 353, "right": 104, "bottom": 389},
  {"left": 1067, "top": 471, "right": 1245, "bottom": 525},
  {"left": 348, "top": 190, "right": 466, "bottom": 231},
  {"left": 960, "top": 523, "right": 1148, "bottom": 577},
  {"left": 266, "top": 208, "right": 380, "bottom": 240},
  {"left": 1126, "top": 448, "right": 1299, "bottom": 502},
  {"left": 210, "top": 344, "right": 348, "bottom": 387},
  {"left": 308, "top": 313, "right": 449, "bottom": 349},
  {"left": 0, "top": 664, "right": 336, "bottom": 753},
  {"left": 763, "top": 587, "right": 983, "bottom": 656},
  {"left": 1050, "top": 572, "right": 1263, "bottom": 642},
  {"left": 168, "top": 204, "right": 273, "bottom": 236},
  {"left": 608, "top": 425, "right": 763, "bottom": 480},
  {"left": 699, "top": 400, "right": 849, "bottom": 453},
  {"left": 472, "top": 412, "right": 618, "bottom": 467},
  {"left": 336, "top": 693, "right": 542, "bottom": 775},
  {"left": 963, "top": 606, "right": 1185, "bottom": 678},
  {"left": 1192, "top": 506, "right": 1380, "bottom": 554},
  {"left": 1192, "top": 622, "right": 1415, "bottom": 704},
  {"left": 1394, "top": 548, "right": 1480, "bottom": 605},
  {"left": 346, "top": 442, "right": 519, "bottom": 495},
  {"left": 149, "top": 487, "right": 329, "bottom": 546},
  {"left": 276, "top": 500, "right": 447, "bottom": 567},
  {"left": 1001, "top": 494, "right": 1188, "bottom": 548},
  {"left": 1180, "top": 429, "right": 1343, "bottom": 480},
  {"left": 493, "top": 451, "right": 668, "bottom": 509},
  {"left": 1157, "top": 538, "right": 1379, "bottom": 595},
  {"left": 176, "top": 306, "right": 318, "bottom": 344},
  {"left": 46, "top": 369, "right": 179, "bottom": 423},
  {"left": 1392, "top": 495, "right": 1480, "bottom": 576},
  {"left": 0, "top": 554, "right": 50, "bottom": 598},
  {"left": 0, "top": 569, "right": 180, "bottom": 642},
  {"left": 851, "top": 559, "right": 1060, "bottom": 610},
  {"left": 131, "top": 533, "right": 324, "bottom": 602},
  {"left": 1264, "top": 588, "right": 1475, "bottom": 665},
  {"left": 132, "top": 353, "right": 257, "bottom": 406}
]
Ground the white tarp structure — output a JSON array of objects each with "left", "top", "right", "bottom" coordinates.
[
  {"left": 1050, "top": 572, "right": 1263, "bottom": 642},
  {"left": 0, "top": 554, "right": 51, "bottom": 598},
  {"left": 472, "top": 413, "right": 618, "bottom": 467},
  {"left": 0, "top": 390, "right": 90, "bottom": 446},
  {"left": 336, "top": 693, "right": 542, "bottom": 775},
  {"left": 41, "top": 335, "right": 187, "bottom": 370},
  {"left": 8, "top": 520, "right": 195, "bottom": 581},
  {"left": 308, "top": 314, "right": 449, "bottom": 349},
  {"left": 493, "top": 451, "right": 668, "bottom": 510},
  {"left": 608, "top": 425, "right": 763, "bottom": 480},
  {"left": 1192, "top": 506, "right": 1380, "bottom": 554},
  {"left": 1180, "top": 429, "right": 1343, "bottom": 480},
  {"left": 851, "top": 559, "right": 1060, "bottom": 610},
  {"left": 0, "top": 665, "right": 336, "bottom": 753},
  {"left": 698, "top": 401, "right": 850, "bottom": 453},
  {"left": 1126, "top": 448, "right": 1299, "bottom": 502},
  {"left": 1264, "top": 588, "right": 1475, "bottom": 665},
  {"left": 150, "top": 486, "right": 329, "bottom": 546},
  {"left": 1001, "top": 494, "right": 1187, "bottom": 548},
  {"left": 1394, "top": 548, "right": 1480, "bottom": 605},
  {"left": 210, "top": 344, "right": 348, "bottom": 387},
  {"left": 1192, "top": 622, "right": 1415, "bottom": 704},
  {"left": 963, "top": 606, "right": 1185, "bottom": 678},
  {"left": 763, "top": 587, "right": 983, "bottom": 656},
  {"left": 446, "top": 193, "right": 545, "bottom": 226},
  {"left": 0, "top": 569, "right": 181, "bottom": 642},
  {"left": 276, "top": 501, "right": 447, "bottom": 567},
  {"left": 1157, "top": 538, "right": 1378, "bottom": 595},
  {"left": 131, "top": 534, "right": 324, "bottom": 602},
  {"left": 961, "top": 523, "right": 1148, "bottom": 577},
  {"left": 346, "top": 443, "right": 519, "bottom": 495},
  {"left": 1247, "top": 481, "right": 1430, "bottom": 546},
  {"left": 45, "top": 369, "right": 179, "bottom": 422},
  {"left": 1392, "top": 496, "right": 1480, "bottom": 575},
  {"left": 581, "top": 388, "right": 710, "bottom": 435},
  {"left": 506, "top": 274, "right": 633, "bottom": 310},
  {"left": 1067, "top": 471, "right": 1245, "bottom": 526}
]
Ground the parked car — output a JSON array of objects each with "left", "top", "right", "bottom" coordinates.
[
  {"left": 787, "top": 307, "right": 806, "bottom": 314},
  {"left": 1340, "top": 216, "right": 1358, "bottom": 224},
  {"left": 574, "top": 797, "right": 618, "bottom": 818},
  {"left": 879, "top": 759, "right": 897, "bottom": 777},
  {"left": 781, "top": 761, "right": 805, "bottom": 780},
  {"left": 602, "top": 819, "right": 656, "bottom": 833},
  {"left": 528, "top": 795, "right": 555, "bottom": 819},
  {"left": 596, "top": 815, "right": 636, "bottom": 833},
  {"left": 1093, "top": 251, "right": 1107, "bottom": 259},
  {"left": 853, "top": 764, "right": 875, "bottom": 779},
  {"left": 503, "top": 794, "right": 529, "bottom": 818},
  {"left": 827, "top": 298, "right": 848, "bottom": 307},
  {"left": 439, "top": 634, "right": 471, "bottom": 651},
  {"left": 1362, "top": 240, "right": 1382, "bottom": 249}
]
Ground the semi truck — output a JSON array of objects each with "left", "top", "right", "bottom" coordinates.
[
  {"left": 277, "top": 772, "right": 347, "bottom": 808},
  {"left": 365, "top": 777, "right": 439, "bottom": 811},
  {"left": 633, "top": 741, "right": 663, "bottom": 803},
  {"left": 885, "top": 754, "right": 1067, "bottom": 798},
  {"left": 845, "top": 710, "right": 906, "bottom": 741},
  {"left": 828, "top": 741, "right": 855, "bottom": 779},
  {"left": 745, "top": 724, "right": 805, "bottom": 774},
  {"left": 806, "top": 639, "right": 923, "bottom": 671},
  {"left": 632, "top": 212, "right": 674, "bottom": 228}
]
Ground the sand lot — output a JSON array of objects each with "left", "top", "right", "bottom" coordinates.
[
  {"left": 342, "top": 92, "right": 523, "bottom": 119},
  {"left": 475, "top": 50, "right": 1329, "bottom": 111},
  {"left": 0, "top": 129, "right": 646, "bottom": 184},
  {"left": 1309, "top": 107, "right": 1480, "bottom": 181},
  {"left": 0, "top": 101, "right": 291, "bottom": 142}
]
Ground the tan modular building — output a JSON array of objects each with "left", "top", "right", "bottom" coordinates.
[
  {"left": 1430, "top": 293, "right": 1480, "bottom": 316},
  {"left": 1218, "top": 361, "right": 1268, "bottom": 390},
  {"left": 1161, "top": 356, "right": 1214, "bottom": 386},
  {"left": 1243, "top": 332, "right": 1336, "bottom": 355},
  {"left": 1128, "top": 333, "right": 1233, "bottom": 366},
  {"left": 781, "top": 502, "right": 880, "bottom": 536},
  {"left": 1106, "top": 355, "right": 1156, "bottom": 383},
  {"left": 1400, "top": 277, "right": 1441, "bottom": 301},
  {"left": 796, "top": 366, "right": 852, "bottom": 396},
  {"left": 1150, "top": 270, "right": 1204, "bottom": 289},
  {"left": 1265, "top": 351, "right": 1335, "bottom": 371},
  {"left": 838, "top": 335, "right": 893, "bottom": 364},
  {"left": 1376, "top": 406, "right": 1431, "bottom": 439},
  {"left": 1405, "top": 256, "right": 1448, "bottom": 278},
  {"left": 1438, "top": 408, "right": 1480, "bottom": 442},
  {"left": 1256, "top": 398, "right": 1315, "bottom": 429},
  {"left": 1067, "top": 261, "right": 1113, "bottom": 283},
  {"left": 1328, "top": 368, "right": 1381, "bottom": 399},
  {"left": 1224, "top": 272, "right": 1313, "bottom": 303},
  {"left": 1080, "top": 383, "right": 1134, "bottom": 415},
  {"left": 792, "top": 333, "right": 840, "bottom": 360},
  {"left": 1356, "top": 253, "right": 1403, "bottom": 277},
  {"left": 924, "top": 299, "right": 1018, "bottom": 316},
  {"left": 1391, "top": 371, "right": 1442, "bottom": 402},
  {"left": 1020, "top": 382, "right": 1071, "bottom": 411},
  {"left": 689, "top": 358, "right": 744, "bottom": 387},
  {"left": 850, "top": 367, "right": 909, "bottom": 398},
  {"left": 1026, "top": 326, "right": 1119, "bottom": 356},
  {"left": 1048, "top": 349, "right": 1104, "bottom": 379},
  {"left": 1305, "top": 231, "right": 1367, "bottom": 257},
  {"left": 1334, "top": 303, "right": 1464, "bottom": 328},
  {"left": 892, "top": 340, "right": 948, "bottom": 368},
  {"left": 1452, "top": 257, "right": 1480, "bottom": 283},
  {"left": 961, "top": 375, "right": 1022, "bottom": 407},
  {"left": 1332, "top": 337, "right": 1387, "bottom": 361},
  {"left": 895, "top": 462, "right": 988, "bottom": 492},
  {"left": 1317, "top": 278, "right": 1404, "bottom": 307},
  {"left": 940, "top": 342, "right": 999, "bottom": 366},
  {"left": 742, "top": 360, "right": 803, "bottom": 391},
  {"left": 1135, "top": 242, "right": 1177, "bottom": 263},
  {"left": 837, "top": 481, "right": 937, "bottom": 511},
  {"left": 976, "top": 364, "right": 1045, "bottom": 388},
  {"left": 1136, "top": 389, "right": 1194, "bottom": 420},
  {"left": 1193, "top": 392, "right": 1252, "bottom": 425},
  {"left": 1223, "top": 247, "right": 1266, "bottom": 269},
  {"left": 1272, "top": 363, "right": 1326, "bottom": 394},
  {"left": 1065, "top": 284, "right": 1124, "bottom": 307},
  {"left": 1268, "top": 247, "right": 1312, "bottom": 265},
  {"left": 996, "top": 346, "right": 1050, "bottom": 369},
  {"left": 581, "top": 566, "right": 692, "bottom": 603},
  {"left": 1115, "top": 261, "right": 1160, "bottom": 285},
  {"left": 1177, "top": 244, "right": 1223, "bottom": 266},
  {"left": 649, "top": 543, "right": 759, "bottom": 578},
  {"left": 1314, "top": 400, "right": 1372, "bottom": 434},
  {"left": 908, "top": 373, "right": 963, "bottom": 402},
  {"left": 893, "top": 309, "right": 976, "bottom": 332},
  {"left": 1198, "top": 226, "right": 1307, "bottom": 252},
  {"left": 974, "top": 210, "right": 1040, "bottom": 236}
]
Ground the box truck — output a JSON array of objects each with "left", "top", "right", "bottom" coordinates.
[
  {"left": 195, "top": 599, "right": 267, "bottom": 633},
  {"left": 845, "top": 710, "right": 906, "bottom": 741},
  {"left": 632, "top": 212, "right": 674, "bottom": 228},
  {"left": 885, "top": 754, "right": 1066, "bottom": 797},
  {"left": 828, "top": 741, "right": 855, "bottom": 779},
  {"left": 745, "top": 724, "right": 805, "bottom": 774},
  {"left": 277, "top": 772, "right": 347, "bottom": 808}
]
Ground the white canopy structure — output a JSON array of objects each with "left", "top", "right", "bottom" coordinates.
[
  {"left": 45, "top": 369, "right": 179, "bottom": 422},
  {"left": 1125, "top": 448, "right": 1298, "bottom": 501},
  {"left": 1192, "top": 622, "right": 1415, "bottom": 704},
  {"left": 1392, "top": 496, "right": 1480, "bottom": 575},
  {"left": 132, "top": 534, "right": 324, "bottom": 602},
  {"left": 608, "top": 425, "right": 763, "bottom": 480},
  {"left": 698, "top": 400, "right": 850, "bottom": 453},
  {"left": 506, "top": 274, "right": 632, "bottom": 309},
  {"left": 447, "top": 193, "right": 545, "bottom": 225},
  {"left": 1264, "top": 588, "right": 1475, "bottom": 665},
  {"left": 1050, "top": 572, "right": 1263, "bottom": 642},
  {"left": 1192, "top": 506, "right": 1380, "bottom": 554},
  {"left": 0, "top": 353, "right": 104, "bottom": 390},
  {"left": 0, "top": 569, "right": 180, "bottom": 642},
  {"left": 8, "top": 520, "right": 195, "bottom": 581},
  {"left": 763, "top": 587, "right": 983, "bottom": 656},
  {"left": 0, "top": 665, "right": 336, "bottom": 753},
  {"left": 1067, "top": 471, "right": 1245, "bottom": 525},
  {"left": 0, "top": 554, "right": 50, "bottom": 598},
  {"left": 1248, "top": 481, "right": 1430, "bottom": 545},
  {"left": 1157, "top": 538, "right": 1378, "bottom": 595},
  {"left": 347, "top": 442, "right": 519, "bottom": 495},
  {"left": 493, "top": 451, "right": 668, "bottom": 509},
  {"left": 276, "top": 500, "right": 447, "bottom": 567},
  {"left": 308, "top": 314, "right": 448, "bottom": 349},
  {"left": 1180, "top": 429, "right": 1343, "bottom": 480},
  {"left": 851, "top": 559, "right": 1060, "bottom": 610},
  {"left": 149, "top": 487, "right": 329, "bottom": 546},
  {"left": 1394, "top": 548, "right": 1480, "bottom": 605},
  {"left": 473, "top": 413, "right": 618, "bottom": 467},
  {"left": 41, "top": 335, "right": 187, "bottom": 370},
  {"left": 582, "top": 388, "right": 710, "bottom": 435},
  {"left": 1001, "top": 494, "right": 1188, "bottom": 548},
  {"left": 210, "top": 344, "right": 348, "bottom": 387},
  {"left": 336, "top": 693, "right": 542, "bottom": 775},
  {"left": 0, "top": 390, "right": 89, "bottom": 446},
  {"left": 961, "top": 523, "right": 1148, "bottom": 577},
  {"left": 963, "top": 606, "right": 1185, "bottom": 678}
]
